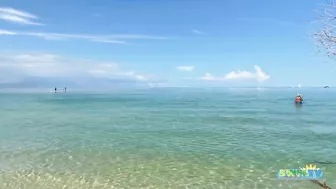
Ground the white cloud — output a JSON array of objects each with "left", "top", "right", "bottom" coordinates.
[
  {"left": 0, "top": 29, "right": 169, "bottom": 44},
  {"left": 224, "top": 70, "right": 255, "bottom": 80},
  {"left": 200, "top": 73, "right": 216, "bottom": 81},
  {"left": 90, "top": 39, "right": 126, "bottom": 44},
  {"left": 0, "top": 7, "right": 42, "bottom": 25},
  {"left": 0, "top": 29, "right": 16, "bottom": 35},
  {"left": 0, "top": 53, "right": 156, "bottom": 83},
  {"left": 176, "top": 66, "right": 195, "bottom": 71},
  {"left": 199, "top": 65, "right": 270, "bottom": 82},
  {"left": 191, "top": 29, "right": 204, "bottom": 35},
  {"left": 116, "top": 71, "right": 155, "bottom": 81},
  {"left": 0, "top": 7, "right": 168, "bottom": 44},
  {"left": 0, "top": 7, "right": 37, "bottom": 19},
  {"left": 253, "top": 65, "right": 270, "bottom": 81}
]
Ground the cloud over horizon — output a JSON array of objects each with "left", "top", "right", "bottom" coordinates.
[
  {"left": 199, "top": 65, "right": 270, "bottom": 82},
  {"left": 0, "top": 7, "right": 43, "bottom": 25},
  {"left": 0, "top": 53, "right": 160, "bottom": 87}
]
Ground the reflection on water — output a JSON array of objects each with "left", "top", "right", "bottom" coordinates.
[{"left": 295, "top": 103, "right": 302, "bottom": 109}]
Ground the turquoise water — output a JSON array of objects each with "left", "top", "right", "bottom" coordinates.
[{"left": 0, "top": 88, "right": 335, "bottom": 189}]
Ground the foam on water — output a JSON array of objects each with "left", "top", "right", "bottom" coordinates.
[{"left": 0, "top": 88, "right": 335, "bottom": 188}]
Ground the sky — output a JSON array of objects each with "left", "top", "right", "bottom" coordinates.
[{"left": 0, "top": 0, "right": 335, "bottom": 89}]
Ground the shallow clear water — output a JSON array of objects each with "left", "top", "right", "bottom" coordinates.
[{"left": 0, "top": 88, "right": 335, "bottom": 189}]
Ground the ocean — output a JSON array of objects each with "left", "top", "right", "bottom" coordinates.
[{"left": 0, "top": 88, "right": 335, "bottom": 189}]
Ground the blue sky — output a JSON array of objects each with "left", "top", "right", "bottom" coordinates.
[{"left": 0, "top": 0, "right": 334, "bottom": 89}]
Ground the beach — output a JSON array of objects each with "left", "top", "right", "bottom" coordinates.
[{"left": 0, "top": 88, "right": 335, "bottom": 189}]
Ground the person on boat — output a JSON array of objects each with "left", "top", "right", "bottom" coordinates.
[{"left": 295, "top": 94, "right": 303, "bottom": 103}]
